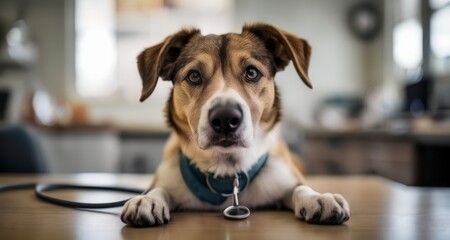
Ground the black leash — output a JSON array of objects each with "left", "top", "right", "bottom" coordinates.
[{"left": 0, "top": 183, "right": 144, "bottom": 209}]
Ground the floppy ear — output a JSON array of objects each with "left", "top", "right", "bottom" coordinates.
[
  {"left": 242, "top": 23, "right": 313, "bottom": 88},
  {"left": 137, "top": 28, "right": 200, "bottom": 102}
]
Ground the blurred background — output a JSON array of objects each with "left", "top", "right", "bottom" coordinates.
[{"left": 0, "top": 0, "right": 449, "bottom": 186}]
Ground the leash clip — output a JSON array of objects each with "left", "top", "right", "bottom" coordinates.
[{"left": 222, "top": 173, "right": 251, "bottom": 220}]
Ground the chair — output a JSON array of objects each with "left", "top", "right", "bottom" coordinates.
[{"left": 0, "top": 125, "right": 47, "bottom": 173}]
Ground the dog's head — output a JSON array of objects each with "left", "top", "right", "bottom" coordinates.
[{"left": 138, "top": 23, "right": 311, "bottom": 174}]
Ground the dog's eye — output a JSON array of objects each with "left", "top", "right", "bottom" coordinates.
[
  {"left": 186, "top": 70, "right": 202, "bottom": 85},
  {"left": 244, "top": 67, "right": 261, "bottom": 82}
]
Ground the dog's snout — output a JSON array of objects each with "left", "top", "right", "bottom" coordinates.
[{"left": 208, "top": 104, "right": 243, "bottom": 134}]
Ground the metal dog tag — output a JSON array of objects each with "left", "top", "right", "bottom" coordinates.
[{"left": 223, "top": 176, "right": 250, "bottom": 220}]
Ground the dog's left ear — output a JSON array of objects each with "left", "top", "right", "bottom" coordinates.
[
  {"left": 242, "top": 23, "right": 312, "bottom": 88},
  {"left": 137, "top": 28, "right": 200, "bottom": 102}
]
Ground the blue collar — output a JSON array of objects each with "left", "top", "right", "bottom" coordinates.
[{"left": 179, "top": 152, "right": 269, "bottom": 206}]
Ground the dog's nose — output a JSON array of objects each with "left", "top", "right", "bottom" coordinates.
[{"left": 209, "top": 104, "right": 243, "bottom": 134}]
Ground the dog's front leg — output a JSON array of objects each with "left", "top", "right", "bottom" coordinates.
[
  {"left": 283, "top": 185, "right": 350, "bottom": 224},
  {"left": 121, "top": 187, "right": 171, "bottom": 227}
]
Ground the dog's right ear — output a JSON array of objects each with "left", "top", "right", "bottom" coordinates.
[
  {"left": 137, "top": 28, "right": 200, "bottom": 102},
  {"left": 242, "top": 23, "right": 312, "bottom": 89}
]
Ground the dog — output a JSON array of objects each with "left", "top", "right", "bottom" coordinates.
[{"left": 121, "top": 23, "right": 350, "bottom": 226}]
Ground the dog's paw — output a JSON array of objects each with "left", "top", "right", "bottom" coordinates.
[
  {"left": 293, "top": 186, "right": 350, "bottom": 225},
  {"left": 121, "top": 195, "right": 170, "bottom": 227}
]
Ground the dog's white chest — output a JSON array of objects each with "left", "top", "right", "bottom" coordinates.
[{"left": 238, "top": 157, "right": 299, "bottom": 207}]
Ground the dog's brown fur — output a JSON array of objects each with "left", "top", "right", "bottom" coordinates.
[
  {"left": 138, "top": 23, "right": 311, "bottom": 178},
  {"left": 121, "top": 23, "right": 350, "bottom": 227}
]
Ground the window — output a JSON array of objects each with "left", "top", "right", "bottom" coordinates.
[
  {"left": 430, "top": 4, "right": 450, "bottom": 77},
  {"left": 393, "top": 19, "right": 423, "bottom": 70},
  {"left": 75, "top": 0, "right": 117, "bottom": 98},
  {"left": 75, "top": 0, "right": 233, "bottom": 101},
  {"left": 429, "top": 0, "right": 450, "bottom": 9},
  {"left": 431, "top": 6, "right": 450, "bottom": 59}
]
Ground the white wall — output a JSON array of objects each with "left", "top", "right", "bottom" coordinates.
[
  {"left": 1, "top": 0, "right": 384, "bottom": 129},
  {"left": 88, "top": 0, "right": 382, "bottom": 128}
]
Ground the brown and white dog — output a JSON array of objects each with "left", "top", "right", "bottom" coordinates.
[{"left": 121, "top": 23, "right": 350, "bottom": 226}]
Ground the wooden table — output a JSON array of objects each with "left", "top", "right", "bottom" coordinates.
[{"left": 1, "top": 174, "right": 449, "bottom": 240}]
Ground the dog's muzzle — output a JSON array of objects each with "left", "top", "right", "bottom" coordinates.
[
  {"left": 197, "top": 89, "right": 252, "bottom": 150},
  {"left": 207, "top": 102, "right": 243, "bottom": 147}
]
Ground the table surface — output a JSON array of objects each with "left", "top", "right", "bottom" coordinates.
[{"left": 0, "top": 174, "right": 449, "bottom": 240}]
